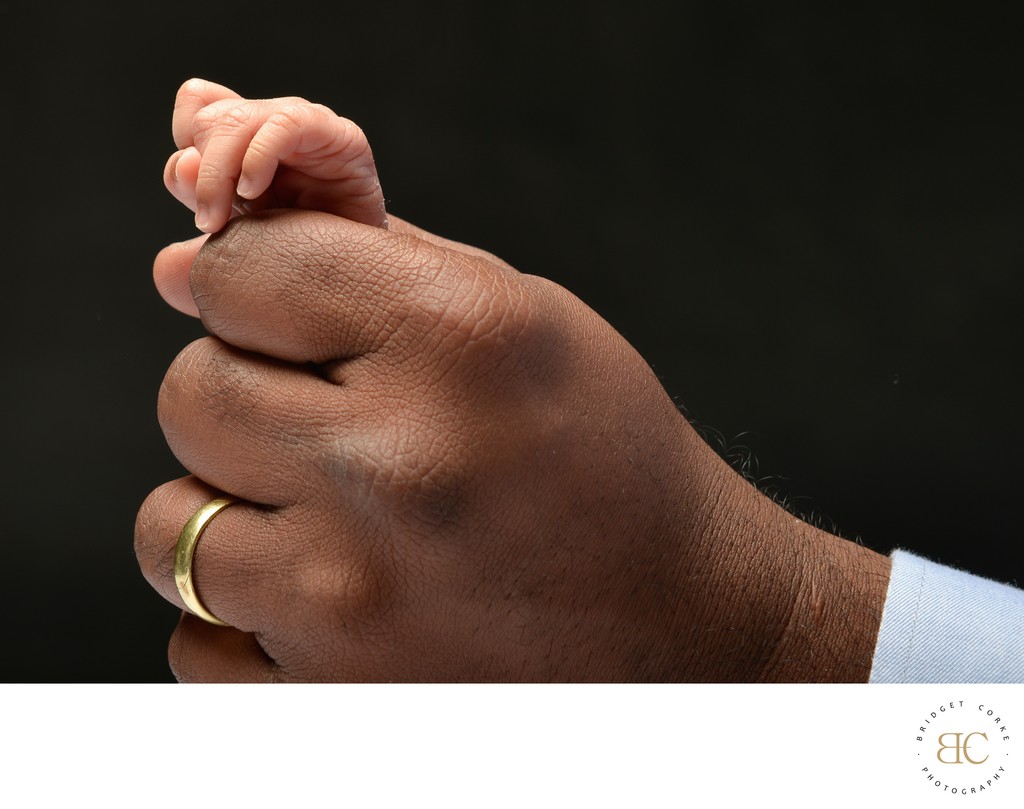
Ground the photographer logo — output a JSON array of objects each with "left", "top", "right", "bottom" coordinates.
[{"left": 915, "top": 700, "right": 1012, "bottom": 796}]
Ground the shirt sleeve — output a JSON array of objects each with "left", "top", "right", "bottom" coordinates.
[{"left": 869, "top": 548, "right": 1024, "bottom": 683}]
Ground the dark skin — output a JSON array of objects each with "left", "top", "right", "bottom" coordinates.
[{"left": 135, "top": 210, "right": 891, "bottom": 682}]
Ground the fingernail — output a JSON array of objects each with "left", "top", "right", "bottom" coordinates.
[
  {"left": 195, "top": 206, "right": 210, "bottom": 231},
  {"left": 235, "top": 178, "right": 252, "bottom": 198}
]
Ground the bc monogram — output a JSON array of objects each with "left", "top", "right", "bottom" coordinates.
[{"left": 936, "top": 732, "right": 988, "bottom": 765}]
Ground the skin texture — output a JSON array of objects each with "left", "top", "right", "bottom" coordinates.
[
  {"left": 158, "top": 77, "right": 389, "bottom": 318},
  {"left": 136, "top": 210, "right": 891, "bottom": 682},
  {"left": 164, "top": 78, "right": 387, "bottom": 235}
]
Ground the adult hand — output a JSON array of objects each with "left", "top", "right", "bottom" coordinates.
[{"left": 136, "top": 210, "right": 890, "bottom": 681}]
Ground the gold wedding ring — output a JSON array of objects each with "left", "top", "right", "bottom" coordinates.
[{"left": 174, "top": 496, "right": 238, "bottom": 627}]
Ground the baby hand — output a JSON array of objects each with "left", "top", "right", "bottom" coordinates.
[{"left": 163, "top": 78, "right": 387, "bottom": 233}]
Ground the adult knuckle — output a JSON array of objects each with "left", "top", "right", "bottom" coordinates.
[
  {"left": 374, "top": 418, "right": 468, "bottom": 528},
  {"left": 423, "top": 268, "right": 542, "bottom": 391},
  {"left": 191, "top": 219, "right": 266, "bottom": 315},
  {"left": 383, "top": 249, "right": 482, "bottom": 346},
  {"left": 157, "top": 339, "right": 202, "bottom": 436},
  {"left": 158, "top": 338, "right": 206, "bottom": 419},
  {"left": 483, "top": 276, "right": 570, "bottom": 382},
  {"left": 318, "top": 410, "right": 467, "bottom": 534},
  {"left": 457, "top": 274, "right": 526, "bottom": 350},
  {"left": 200, "top": 346, "right": 260, "bottom": 421},
  {"left": 158, "top": 338, "right": 261, "bottom": 435},
  {"left": 276, "top": 222, "right": 391, "bottom": 356},
  {"left": 197, "top": 212, "right": 372, "bottom": 359},
  {"left": 296, "top": 547, "right": 394, "bottom": 628}
]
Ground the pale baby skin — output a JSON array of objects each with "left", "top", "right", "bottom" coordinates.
[{"left": 164, "top": 78, "right": 388, "bottom": 234}]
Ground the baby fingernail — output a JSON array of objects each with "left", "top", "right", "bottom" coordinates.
[{"left": 195, "top": 206, "right": 210, "bottom": 231}]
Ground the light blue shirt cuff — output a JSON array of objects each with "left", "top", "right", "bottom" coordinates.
[{"left": 869, "top": 548, "right": 1024, "bottom": 683}]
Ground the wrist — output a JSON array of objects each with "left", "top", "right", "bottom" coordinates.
[
  {"left": 667, "top": 440, "right": 891, "bottom": 682},
  {"left": 761, "top": 518, "right": 892, "bottom": 682}
]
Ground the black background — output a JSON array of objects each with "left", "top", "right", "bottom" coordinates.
[{"left": 4, "top": 1, "right": 1022, "bottom": 682}]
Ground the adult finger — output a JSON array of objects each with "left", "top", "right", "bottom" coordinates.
[
  {"left": 151, "top": 214, "right": 510, "bottom": 320},
  {"left": 135, "top": 472, "right": 376, "bottom": 639},
  {"left": 387, "top": 214, "right": 517, "bottom": 272},
  {"left": 189, "top": 209, "right": 515, "bottom": 365},
  {"left": 157, "top": 337, "right": 349, "bottom": 506},
  {"left": 137, "top": 474, "right": 395, "bottom": 658},
  {"left": 134, "top": 476, "right": 288, "bottom": 630},
  {"left": 168, "top": 616, "right": 281, "bottom": 683}
]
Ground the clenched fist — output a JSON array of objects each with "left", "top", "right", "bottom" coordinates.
[{"left": 136, "top": 210, "right": 889, "bottom": 682}]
